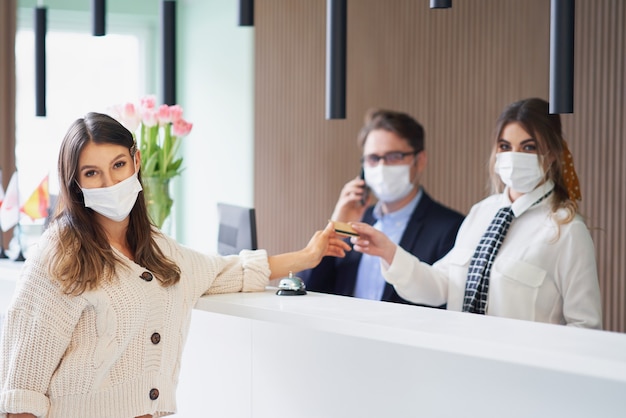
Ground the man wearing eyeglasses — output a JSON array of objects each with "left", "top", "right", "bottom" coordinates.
[{"left": 302, "top": 109, "right": 464, "bottom": 306}]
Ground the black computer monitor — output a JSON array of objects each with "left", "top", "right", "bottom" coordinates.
[{"left": 216, "top": 203, "right": 258, "bottom": 255}]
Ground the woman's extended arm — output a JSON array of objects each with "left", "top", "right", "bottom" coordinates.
[{"left": 267, "top": 222, "right": 351, "bottom": 279}]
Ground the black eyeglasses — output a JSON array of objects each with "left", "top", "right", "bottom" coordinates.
[{"left": 361, "top": 151, "right": 418, "bottom": 166}]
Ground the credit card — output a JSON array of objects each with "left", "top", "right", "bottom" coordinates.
[{"left": 333, "top": 221, "right": 359, "bottom": 237}]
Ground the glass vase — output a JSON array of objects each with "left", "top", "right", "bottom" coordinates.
[{"left": 143, "top": 176, "right": 173, "bottom": 230}]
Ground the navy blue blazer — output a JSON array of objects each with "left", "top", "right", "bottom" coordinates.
[{"left": 301, "top": 191, "right": 465, "bottom": 306}]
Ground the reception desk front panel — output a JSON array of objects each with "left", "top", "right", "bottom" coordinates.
[{"left": 175, "top": 290, "right": 626, "bottom": 418}]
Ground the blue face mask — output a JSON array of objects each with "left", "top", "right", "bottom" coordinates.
[{"left": 80, "top": 172, "right": 143, "bottom": 222}]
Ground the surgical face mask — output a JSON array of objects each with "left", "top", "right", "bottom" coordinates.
[
  {"left": 364, "top": 163, "right": 414, "bottom": 203},
  {"left": 80, "top": 172, "right": 143, "bottom": 222},
  {"left": 494, "top": 152, "right": 544, "bottom": 193}
]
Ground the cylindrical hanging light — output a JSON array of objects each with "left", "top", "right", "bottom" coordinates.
[
  {"left": 162, "top": 0, "right": 176, "bottom": 105},
  {"left": 325, "top": 0, "right": 347, "bottom": 120},
  {"left": 35, "top": 6, "right": 47, "bottom": 117},
  {"left": 238, "top": 0, "right": 254, "bottom": 27},
  {"left": 92, "top": 0, "right": 106, "bottom": 36},
  {"left": 549, "top": 0, "right": 575, "bottom": 114},
  {"left": 430, "top": 0, "right": 452, "bottom": 8}
]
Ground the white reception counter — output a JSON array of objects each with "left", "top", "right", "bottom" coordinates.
[
  {"left": 2, "top": 260, "right": 625, "bottom": 417},
  {"left": 175, "top": 288, "right": 626, "bottom": 418}
]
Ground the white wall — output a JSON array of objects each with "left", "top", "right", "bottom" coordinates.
[{"left": 175, "top": 0, "right": 254, "bottom": 252}]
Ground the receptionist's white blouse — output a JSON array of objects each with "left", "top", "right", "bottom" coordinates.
[{"left": 382, "top": 181, "right": 602, "bottom": 328}]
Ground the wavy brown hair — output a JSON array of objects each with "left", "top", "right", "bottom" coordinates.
[
  {"left": 47, "top": 112, "right": 181, "bottom": 295},
  {"left": 488, "top": 98, "right": 578, "bottom": 225}
]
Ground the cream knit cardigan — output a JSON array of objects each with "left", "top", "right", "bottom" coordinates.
[{"left": 0, "top": 226, "right": 270, "bottom": 418}]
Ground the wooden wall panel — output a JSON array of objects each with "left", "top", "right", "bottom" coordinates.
[
  {"left": 563, "top": 0, "right": 626, "bottom": 333},
  {"left": 254, "top": 0, "right": 626, "bottom": 332},
  {"left": 0, "top": 0, "right": 17, "bottom": 249}
]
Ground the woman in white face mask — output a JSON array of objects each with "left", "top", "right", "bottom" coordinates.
[
  {"left": 0, "top": 112, "right": 351, "bottom": 418},
  {"left": 345, "top": 98, "right": 602, "bottom": 329}
]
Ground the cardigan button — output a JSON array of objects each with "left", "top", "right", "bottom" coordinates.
[
  {"left": 140, "top": 271, "right": 153, "bottom": 282},
  {"left": 151, "top": 332, "right": 161, "bottom": 345},
  {"left": 149, "top": 388, "right": 159, "bottom": 400}
]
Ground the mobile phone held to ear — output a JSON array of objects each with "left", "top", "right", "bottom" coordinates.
[{"left": 359, "top": 168, "right": 370, "bottom": 206}]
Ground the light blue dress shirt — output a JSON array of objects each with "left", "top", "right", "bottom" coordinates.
[{"left": 353, "top": 189, "right": 423, "bottom": 300}]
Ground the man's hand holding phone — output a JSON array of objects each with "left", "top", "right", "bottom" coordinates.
[{"left": 330, "top": 170, "right": 371, "bottom": 222}]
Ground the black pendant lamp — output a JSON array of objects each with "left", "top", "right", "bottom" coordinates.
[
  {"left": 92, "top": 0, "right": 106, "bottom": 36},
  {"left": 325, "top": 0, "right": 347, "bottom": 120},
  {"left": 162, "top": 0, "right": 177, "bottom": 105},
  {"left": 549, "top": 0, "right": 575, "bottom": 114},
  {"left": 238, "top": 0, "right": 254, "bottom": 26},
  {"left": 35, "top": 6, "right": 47, "bottom": 117},
  {"left": 430, "top": 0, "right": 452, "bottom": 8}
]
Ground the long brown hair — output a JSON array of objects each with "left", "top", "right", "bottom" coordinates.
[
  {"left": 47, "top": 112, "right": 181, "bottom": 295},
  {"left": 488, "top": 98, "right": 578, "bottom": 224}
]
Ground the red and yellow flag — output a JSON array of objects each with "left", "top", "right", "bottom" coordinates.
[{"left": 21, "top": 175, "right": 50, "bottom": 221}]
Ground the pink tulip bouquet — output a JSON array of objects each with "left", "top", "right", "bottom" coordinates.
[{"left": 109, "top": 95, "right": 193, "bottom": 181}]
